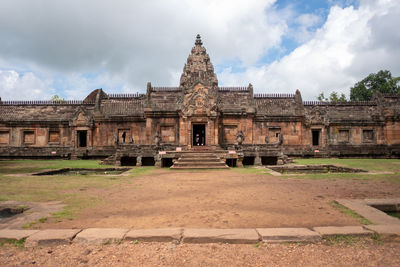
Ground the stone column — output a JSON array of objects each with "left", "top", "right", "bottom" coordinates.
[
  {"left": 254, "top": 155, "right": 262, "bottom": 166},
  {"left": 136, "top": 156, "right": 142, "bottom": 166},
  {"left": 154, "top": 154, "right": 161, "bottom": 167},
  {"left": 145, "top": 117, "right": 153, "bottom": 144}
]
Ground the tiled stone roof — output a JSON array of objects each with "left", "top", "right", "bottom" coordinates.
[
  {"left": 255, "top": 97, "right": 297, "bottom": 116},
  {"left": 0, "top": 105, "right": 83, "bottom": 122},
  {"left": 100, "top": 99, "right": 144, "bottom": 116}
]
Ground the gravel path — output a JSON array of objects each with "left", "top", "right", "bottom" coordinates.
[{"left": 1, "top": 239, "right": 399, "bottom": 266}]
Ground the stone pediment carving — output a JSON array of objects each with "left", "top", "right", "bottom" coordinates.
[
  {"left": 181, "top": 82, "right": 217, "bottom": 116},
  {"left": 70, "top": 108, "right": 93, "bottom": 127}
]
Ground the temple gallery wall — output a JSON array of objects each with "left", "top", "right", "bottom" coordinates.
[{"left": 1, "top": 35, "right": 400, "bottom": 167}]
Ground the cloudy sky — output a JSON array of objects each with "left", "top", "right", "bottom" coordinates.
[{"left": 0, "top": 0, "right": 399, "bottom": 100}]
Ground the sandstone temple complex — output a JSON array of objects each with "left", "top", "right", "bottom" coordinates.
[{"left": 1, "top": 35, "right": 400, "bottom": 168}]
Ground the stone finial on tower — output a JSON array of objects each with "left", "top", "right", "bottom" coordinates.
[
  {"left": 195, "top": 34, "right": 202, "bottom": 46},
  {"left": 179, "top": 34, "right": 218, "bottom": 87}
]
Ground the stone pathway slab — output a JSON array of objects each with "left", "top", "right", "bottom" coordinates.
[
  {"left": 125, "top": 228, "right": 182, "bottom": 242},
  {"left": 74, "top": 228, "right": 128, "bottom": 245},
  {"left": 364, "top": 225, "right": 400, "bottom": 241},
  {"left": 313, "top": 226, "right": 372, "bottom": 236},
  {"left": 336, "top": 199, "right": 400, "bottom": 225},
  {"left": 257, "top": 228, "right": 321, "bottom": 243},
  {"left": 25, "top": 229, "right": 81, "bottom": 247},
  {"left": 182, "top": 228, "right": 259, "bottom": 244},
  {"left": 0, "top": 229, "right": 39, "bottom": 241},
  {"left": 364, "top": 198, "right": 400, "bottom": 212}
]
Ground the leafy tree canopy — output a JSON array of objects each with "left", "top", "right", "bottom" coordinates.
[
  {"left": 350, "top": 70, "right": 400, "bottom": 101},
  {"left": 317, "top": 91, "right": 347, "bottom": 102},
  {"left": 50, "top": 95, "right": 65, "bottom": 102}
]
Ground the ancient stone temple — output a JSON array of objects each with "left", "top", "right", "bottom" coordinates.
[{"left": 1, "top": 35, "right": 400, "bottom": 168}]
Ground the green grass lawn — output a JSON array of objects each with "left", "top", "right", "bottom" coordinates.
[
  {"left": 292, "top": 158, "right": 400, "bottom": 172},
  {"left": 0, "top": 160, "right": 154, "bottom": 223},
  {"left": 236, "top": 158, "right": 400, "bottom": 182},
  {"left": 0, "top": 159, "right": 113, "bottom": 174},
  {"left": 288, "top": 158, "right": 400, "bottom": 182}
]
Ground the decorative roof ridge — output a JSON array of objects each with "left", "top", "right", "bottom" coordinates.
[
  {"left": 254, "top": 93, "right": 295, "bottom": 98},
  {"left": 218, "top": 87, "right": 249, "bottom": 92},
  {"left": 151, "top": 87, "right": 181, "bottom": 92},
  {"left": 0, "top": 100, "right": 95, "bottom": 105},
  {"left": 303, "top": 101, "right": 377, "bottom": 106},
  {"left": 108, "top": 93, "right": 144, "bottom": 98}
]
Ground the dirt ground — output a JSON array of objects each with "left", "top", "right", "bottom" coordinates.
[
  {"left": 1, "top": 239, "right": 399, "bottom": 267},
  {"left": 39, "top": 169, "right": 400, "bottom": 229}
]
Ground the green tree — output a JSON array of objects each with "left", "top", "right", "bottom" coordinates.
[
  {"left": 350, "top": 70, "right": 400, "bottom": 101},
  {"left": 317, "top": 92, "right": 347, "bottom": 102},
  {"left": 50, "top": 95, "right": 65, "bottom": 102}
]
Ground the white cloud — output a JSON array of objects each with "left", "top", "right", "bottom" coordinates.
[
  {"left": 0, "top": 0, "right": 399, "bottom": 101},
  {"left": 0, "top": 70, "right": 53, "bottom": 100},
  {"left": 0, "top": 0, "right": 286, "bottom": 99},
  {"left": 293, "top": 13, "right": 323, "bottom": 43},
  {"left": 219, "top": 0, "right": 400, "bottom": 100}
]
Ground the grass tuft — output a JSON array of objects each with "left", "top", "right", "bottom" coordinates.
[
  {"left": 0, "top": 238, "right": 26, "bottom": 248},
  {"left": 323, "top": 235, "right": 358, "bottom": 246},
  {"left": 329, "top": 201, "right": 373, "bottom": 225}
]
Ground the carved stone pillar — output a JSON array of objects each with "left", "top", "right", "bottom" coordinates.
[
  {"left": 136, "top": 156, "right": 142, "bottom": 166},
  {"left": 254, "top": 155, "right": 262, "bottom": 166},
  {"left": 154, "top": 154, "right": 161, "bottom": 167}
]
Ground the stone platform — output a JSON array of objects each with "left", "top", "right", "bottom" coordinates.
[{"left": 170, "top": 150, "right": 229, "bottom": 169}]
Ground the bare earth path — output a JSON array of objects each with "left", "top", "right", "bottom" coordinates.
[
  {"left": 1, "top": 240, "right": 399, "bottom": 266},
  {"left": 40, "top": 169, "right": 400, "bottom": 229}
]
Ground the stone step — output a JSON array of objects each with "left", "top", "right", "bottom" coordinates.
[
  {"left": 170, "top": 165, "right": 229, "bottom": 169},
  {"left": 171, "top": 149, "right": 229, "bottom": 169},
  {"left": 177, "top": 158, "right": 220, "bottom": 162},
  {"left": 180, "top": 154, "right": 219, "bottom": 158},
  {"left": 172, "top": 162, "right": 227, "bottom": 167}
]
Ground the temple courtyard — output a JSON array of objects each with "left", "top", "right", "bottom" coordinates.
[
  {"left": 0, "top": 159, "right": 399, "bottom": 229},
  {"left": 1, "top": 159, "right": 400, "bottom": 266}
]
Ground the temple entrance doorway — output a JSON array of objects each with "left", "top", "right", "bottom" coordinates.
[
  {"left": 192, "top": 124, "right": 206, "bottom": 146},
  {"left": 77, "top": 130, "right": 87, "bottom": 147}
]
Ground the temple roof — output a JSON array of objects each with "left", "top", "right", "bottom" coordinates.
[
  {"left": 179, "top": 34, "right": 218, "bottom": 88},
  {"left": 0, "top": 105, "right": 87, "bottom": 122}
]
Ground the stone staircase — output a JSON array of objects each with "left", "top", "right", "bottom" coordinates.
[{"left": 170, "top": 150, "right": 229, "bottom": 169}]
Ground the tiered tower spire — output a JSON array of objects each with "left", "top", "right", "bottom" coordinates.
[{"left": 179, "top": 34, "right": 218, "bottom": 88}]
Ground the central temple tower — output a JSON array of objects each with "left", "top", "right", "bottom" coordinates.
[{"left": 178, "top": 35, "right": 219, "bottom": 148}]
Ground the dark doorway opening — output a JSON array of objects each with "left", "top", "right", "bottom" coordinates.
[
  {"left": 162, "top": 158, "right": 174, "bottom": 168},
  {"left": 77, "top": 131, "right": 87, "bottom": 147},
  {"left": 193, "top": 124, "right": 206, "bottom": 146},
  {"left": 243, "top": 156, "right": 255, "bottom": 166},
  {"left": 262, "top": 156, "right": 277, "bottom": 165},
  {"left": 312, "top": 130, "right": 320, "bottom": 146},
  {"left": 226, "top": 159, "right": 237, "bottom": 167},
  {"left": 120, "top": 156, "right": 137, "bottom": 166},
  {"left": 142, "top": 157, "right": 155, "bottom": 166}
]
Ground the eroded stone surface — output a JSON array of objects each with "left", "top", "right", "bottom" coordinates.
[
  {"left": 336, "top": 199, "right": 400, "bottom": 225},
  {"left": 74, "top": 228, "right": 128, "bottom": 245},
  {"left": 25, "top": 229, "right": 81, "bottom": 247},
  {"left": 364, "top": 225, "right": 400, "bottom": 240},
  {"left": 182, "top": 228, "right": 259, "bottom": 244},
  {"left": 257, "top": 228, "right": 321, "bottom": 243},
  {"left": 125, "top": 228, "right": 182, "bottom": 242},
  {"left": 313, "top": 226, "right": 372, "bottom": 236},
  {"left": 0, "top": 229, "right": 39, "bottom": 241}
]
